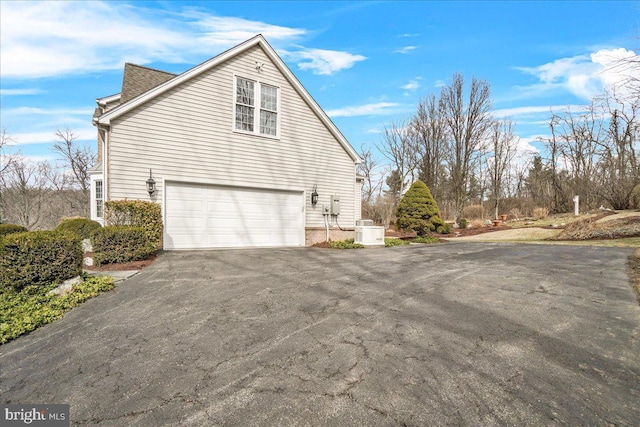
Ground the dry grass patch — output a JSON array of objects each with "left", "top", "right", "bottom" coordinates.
[{"left": 551, "top": 215, "right": 640, "bottom": 240}]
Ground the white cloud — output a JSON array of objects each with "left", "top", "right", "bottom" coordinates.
[
  {"left": 516, "top": 135, "right": 543, "bottom": 154},
  {"left": 401, "top": 79, "right": 421, "bottom": 91},
  {"left": 397, "top": 33, "right": 420, "bottom": 38},
  {"left": 326, "top": 102, "right": 400, "bottom": 117},
  {"left": 515, "top": 48, "right": 638, "bottom": 100},
  {"left": 366, "top": 128, "right": 382, "bottom": 134},
  {"left": 3, "top": 107, "right": 94, "bottom": 116},
  {"left": 394, "top": 46, "right": 418, "bottom": 54},
  {"left": 8, "top": 127, "right": 95, "bottom": 146},
  {"left": 434, "top": 79, "right": 446, "bottom": 88},
  {"left": 0, "top": 1, "right": 306, "bottom": 79},
  {"left": 280, "top": 47, "right": 366, "bottom": 75},
  {"left": 492, "top": 104, "right": 589, "bottom": 118},
  {"left": 0, "top": 88, "right": 43, "bottom": 96}
]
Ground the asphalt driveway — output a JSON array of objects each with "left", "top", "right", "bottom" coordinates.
[{"left": 2, "top": 243, "right": 639, "bottom": 426}]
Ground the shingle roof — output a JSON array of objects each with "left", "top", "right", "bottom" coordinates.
[{"left": 120, "top": 63, "right": 177, "bottom": 104}]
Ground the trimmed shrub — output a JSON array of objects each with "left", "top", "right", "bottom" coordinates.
[
  {"left": 0, "top": 231, "right": 82, "bottom": 293},
  {"left": 396, "top": 180, "right": 449, "bottom": 236},
  {"left": 458, "top": 218, "right": 468, "bottom": 229},
  {"left": 0, "top": 224, "right": 28, "bottom": 236},
  {"left": 105, "top": 200, "right": 163, "bottom": 249},
  {"left": 92, "top": 226, "right": 155, "bottom": 266},
  {"left": 57, "top": 217, "right": 102, "bottom": 240}
]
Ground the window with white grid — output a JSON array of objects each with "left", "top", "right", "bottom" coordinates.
[
  {"left": 95, "top": 180, "right": 103, "bottom": 218},
  {"left": 235, "top": 77, "right": 278, "bottom": 137}
]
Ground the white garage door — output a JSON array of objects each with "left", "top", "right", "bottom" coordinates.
[{"left": 165, "top": 182, "right": 304, "bottom": 249}]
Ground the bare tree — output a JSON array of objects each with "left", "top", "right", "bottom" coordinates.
[
  {"left": 357, "top": 144, "right": 383, "bottom": 203},
  {"left": 412, "top": 94, "right": 447, "bottom": 202},
  {"left": 53, "top": 127, "right": 96, "bottom": 200},
  {"left": 487, "top": 119, "right": 518, "bottom": 219},
  {"left": 439, "top": 74, "right": 493, "bottom": 223},
  {"left": 595, "top": 90, "right": 640, "bottom": 209},
  {"left": 376, "top": 121, "right": 419, "bottom": 198},
  {"left": 2, "top": 159, "right": 50, "bottom": 229},
  {"left": 0, "top": 129, "right": 19, "bottom": 223}
]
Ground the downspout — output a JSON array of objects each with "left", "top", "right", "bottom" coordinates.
[{"left": 103, "top": 126, "right": 110, "bottom": 206}]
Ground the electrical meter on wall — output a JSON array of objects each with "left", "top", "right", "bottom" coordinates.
[{"left": 330, "top": 195, "right": 340, "bottom": 216}]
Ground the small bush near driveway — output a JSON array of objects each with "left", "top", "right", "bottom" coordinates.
[
  {"left": 92, "top": 226, "right": 156, "bottom": 266},
  {"left": 0, "top": 231, "right": 82, "bottom": 293},
  {"left": 412, "top": 235, "right": 440, "bottom": 244},
  {"left": 105, "top": 200, "right": 163, "bottom": 249},
  {"left": 329, "top": 239, "right": 365, "bottom": 249},
  {"left": 384, "top": 238, "right": 411, "bottom": 247},
  {"left": 0, "top": 275, "right": 115, "bottom": 344}
]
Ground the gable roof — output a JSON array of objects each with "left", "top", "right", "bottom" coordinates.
[
  {"left": 96, "top": 34, "right": 361, "bottom": 163},
  {"left": 120, "top": 63, "right": 177, "bottom": 104}
]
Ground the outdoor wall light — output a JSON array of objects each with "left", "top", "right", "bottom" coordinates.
[
  {"left": 146, "top": 169, "right": 156, "bottom": 196},
  {"left": 311, "top": 185, "right": 319, "bottom": 206}
]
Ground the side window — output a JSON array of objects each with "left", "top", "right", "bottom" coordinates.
[
  {"left": 235, "top": 76, "right": 278, "bottom": 137},
  {"left": 260, "top": 84, "right": 278, "bottom": 136},
  {"left": 235, "top": 77, "right": 255, "bottom": 132},
  {"left": 95, "top": 180, "right": 103, "bottom": 218}
]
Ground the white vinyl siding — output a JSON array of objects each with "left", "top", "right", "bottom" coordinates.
[{"left": 107, "top": 44, "right": 357, "bottom": 232}]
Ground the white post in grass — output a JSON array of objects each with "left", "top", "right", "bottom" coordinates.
[{"left": 573, "top": 195, "right": 579, "bottom": 216}]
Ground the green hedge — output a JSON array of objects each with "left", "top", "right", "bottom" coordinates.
[
  {"left": 0, "top": 231, "right": 83, "bottom": 293},
  {"left": 0, "top": 224, "right": 28, "bottom": 237},
  {"left": 105, "top": 200, "right": 163, "bottom": 249},
  {"left": 92, "top": 226, "right": 155, "bottom": 266},
  {"left": 57, "top": 217, "right": 102, "bottom": 240}
]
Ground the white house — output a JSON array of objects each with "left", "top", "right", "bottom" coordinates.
[{"left": 90, "top": 35, "right": 363, "bottom": 249}]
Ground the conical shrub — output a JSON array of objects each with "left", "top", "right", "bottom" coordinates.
[{"left": 396, "top": 180, "right": 449, "bottom": 235}]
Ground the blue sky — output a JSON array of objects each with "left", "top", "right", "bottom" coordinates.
[{"left": 1, "top": 1, "right": 638, "bottom": 168}]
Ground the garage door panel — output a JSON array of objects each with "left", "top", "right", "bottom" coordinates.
[{"left": 165, "top": 182, "right": 303, "bottom": 249}]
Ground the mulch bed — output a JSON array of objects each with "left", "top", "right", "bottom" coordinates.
[{"left": 83, "top": 253, "right": 158, "bottom": 271}]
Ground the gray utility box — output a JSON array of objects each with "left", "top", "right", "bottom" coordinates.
[
  {"left": 354, "top": 225, "right": 385, "bottom": 246},
  {"left": 356, "top": 219, "right": 374, "bottom": 226}
]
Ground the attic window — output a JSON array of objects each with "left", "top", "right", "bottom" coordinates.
[
  {"left": 235, "top": 77, "right": 255, "bottom": 132},
  {"left": 235, "top": 76, "right": 278, "bottom": 137}
]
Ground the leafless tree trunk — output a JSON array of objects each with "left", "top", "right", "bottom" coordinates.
[
  {"left": 487, "top": 119, "right": 518, "bottom": 219},
  {"left": 439, "top": 74, "right": 493, "bottom": 223}
]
